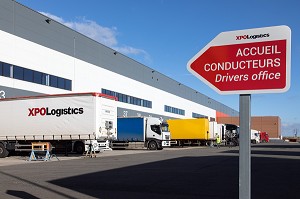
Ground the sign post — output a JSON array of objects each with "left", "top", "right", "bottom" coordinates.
[
  {"left": 239, "top": 94, "right": 251, "bottom": 199},
  {"left": 187, "top": 25, "right": 291, "bottom": 199}
]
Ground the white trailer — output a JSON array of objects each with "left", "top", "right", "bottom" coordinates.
[
  {"left": 209, "top": 121, "right": 226, "bottom": 142},
  {"left": 0, "top": 92, "right": 117, "bottom": 158}
]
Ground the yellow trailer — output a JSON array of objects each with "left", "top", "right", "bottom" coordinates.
[{"left": 167, "top": 118, "right": 212, "bottom": 146}]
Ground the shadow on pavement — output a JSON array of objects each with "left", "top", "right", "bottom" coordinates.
[
  {"left": 50, "top": 155, "right": 239, "bottom": 199},
  {"left": 48, "top": 154, "right": 300, "bottom": 199},
  {"left": 6, "top": 190, "right": 39, "bottom": 199},
  {"left": 224, "top": 149, "right": 300, "bottom": 157},
  {"left": 251, "top": 143, "right": 300, "bottom": 149},
  {"left": 0, "top": 171, "right": 75, "bottom": 199}
]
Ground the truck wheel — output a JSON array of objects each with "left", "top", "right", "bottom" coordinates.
[
  {"left": 74, "top": 142, "right": 85, "bottom": 154},
  {"left": 0, "top": 143, "right": 9, "bottom": 158},
  {"left": 148, "top": 141, "right": 157, "bottom": 150}
]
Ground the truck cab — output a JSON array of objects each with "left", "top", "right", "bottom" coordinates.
[
  {"left": 225, "top": 124, "right": 239, "bottom": 146},
  {"left": 113, "top": 116, "right": 169, "bottom": 150},
  {"left": 259, "top": 132, "right": 269, "bottom": 143},
  {"left": 251, "top": 129, "right": 260, "bottom": 144},
  {"left": 143, "top": 117, "right": 169, "bottom": 150},
  {"left": 161, "top": 121, "right": 171, "bottom": 147}
]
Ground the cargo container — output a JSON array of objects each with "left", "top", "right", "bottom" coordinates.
[
  {"left": 0, "top": 92, "right": 117, "bottom": 158},
  {"left": 112, "top": 116, "right": 170, "bottom": 150},
  {"left": 167, "top": 118, "right": 213, "bottom": 146}
]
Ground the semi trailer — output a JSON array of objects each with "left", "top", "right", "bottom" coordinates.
[
  {"left": 167, "top": 118, "right": 240, "bottom": 147},
  {"left": 167, "top": 118, "right": 214, "bottom": 146},
  {"left": 112, "top": 116, "right": 170, "bottom": 150},
  {"left": 0, "top": 92, "right": 117, "bottom": 158}
]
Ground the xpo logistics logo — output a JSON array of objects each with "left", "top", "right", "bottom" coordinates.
[
  {"left": 28, "top": 107, "right": 84, "bottom": 117},
  {"left": 236, "top": 33, "right": 270, "bottom": 40}
]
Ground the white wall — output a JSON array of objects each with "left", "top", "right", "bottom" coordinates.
[
  {"left": 0, "top": 30, "right": 74, "bottom": 95},
  {"left": 0, "top": 30, "right": 216, "bottom": 119},
  {"left": 74, "top": 58, "right": 216, "bottom": 119}
]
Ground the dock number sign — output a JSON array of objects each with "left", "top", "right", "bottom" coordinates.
[{"left": 187, "top": 25, "right": 291, "bottom": 94}]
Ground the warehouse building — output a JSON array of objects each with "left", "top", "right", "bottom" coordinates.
[
  {"left": 0, "top": 1, "right": 282, "bottom": 138},
  {"left": 0, "top": 0, "right": 239, "bottom": 122}
]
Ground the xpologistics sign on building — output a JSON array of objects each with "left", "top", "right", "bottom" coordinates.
[{"left": 187, "top": 25, "right": 291, "bottom": 95}]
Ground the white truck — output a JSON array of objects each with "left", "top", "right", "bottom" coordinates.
[
  {"left": 251, "top": 129, "right": 260, "bottom": 144},
  {"left": 112, "top": 116, "right": 170, "bottom": 150},
  {"left": 0, "top": 92, "right": 117, "bottom": 158}
]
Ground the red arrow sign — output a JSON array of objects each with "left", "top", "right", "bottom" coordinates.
[{"left": 187, "top": 26, "right": 291, "bottom": 94}]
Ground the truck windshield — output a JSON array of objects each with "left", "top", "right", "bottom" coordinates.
[
  {"left": 150, "top": 124, "right": 162, "bottom": 135},
  {"left": 161, "top": 122, "right": 169, "bottom": 132}
]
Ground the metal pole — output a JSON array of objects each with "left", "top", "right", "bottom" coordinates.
[{"left": 239, "top": 94, "right": 251, "bottom": 199}]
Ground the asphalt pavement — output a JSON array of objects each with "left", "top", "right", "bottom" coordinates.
[{"left": 0, "top": 142, "right": 299, "bottom": 199}]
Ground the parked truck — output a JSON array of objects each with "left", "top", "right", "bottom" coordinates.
[
  {"left": 167, "top": 118, "right": 214, "bottom": 146},
  {"left": 112, "top": 116, "right": 170, "bottom": 150},
  {"left": 224, "top": 125, "right": 264, "bottom": 146},
  {"left": 259, "top": 131, "right": 269, "bottom": 143},
  {"left": 251, "top": 129, "right": 260, "bottom": 144},
  {"left": 166, "top": 117, "right": 240, "bottom": 147},
  {"left": 0, "top": 92, "right": 117, "bottom": 158}
]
